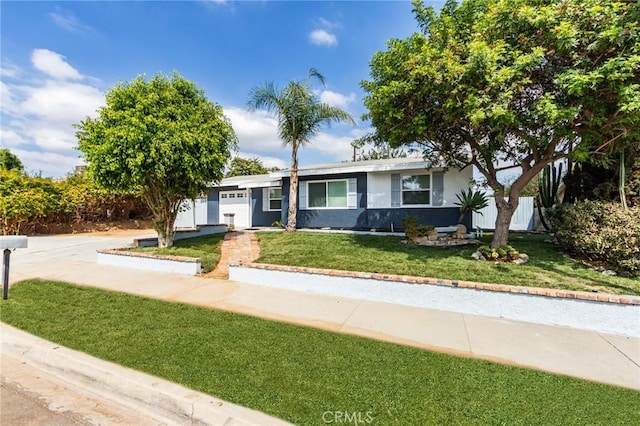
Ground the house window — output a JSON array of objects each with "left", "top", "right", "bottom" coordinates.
[
  {"left": 268, "top": 188, "right": 282, "bottom": 210},
  {"left": 308, "top": 180, "right": 348, "bottom": 209},
  {"left": 221, "top": 194, "right": 227, "bottom": 199},
  {"left": 402, "top": 174, "right": 430, "bottom": 205}
]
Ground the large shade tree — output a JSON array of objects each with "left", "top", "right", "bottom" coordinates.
[
  {"left": 362, "top": 0, "right": 639, "bottom": 247},
  {"left": 248, "top": 69, "right": 355, "bottom": 231},
  {"left": 77, "top": 72, "right": 237, "bottom": 247}
]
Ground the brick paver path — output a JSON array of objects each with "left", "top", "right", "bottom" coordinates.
[{"left": 209, "top": 231, "right": 260, "bottom": 279}]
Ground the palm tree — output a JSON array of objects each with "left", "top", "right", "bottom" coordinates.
[{"left": 248, "top": 69, "right": 355, "bottom": 231}]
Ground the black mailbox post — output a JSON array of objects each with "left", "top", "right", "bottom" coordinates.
[{"left": 1, "top": 236, "right": 28, "bottom": 300}]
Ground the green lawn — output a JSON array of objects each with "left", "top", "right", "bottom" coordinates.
[
  {"left": 255, "top": 232, "right": 640, "bottom": 296},
  {"left": 2, "top": 280, "right": 638, "bottom": 425},
  {"left": 128, "top": 233, "right": 225, "bottom": 272}
]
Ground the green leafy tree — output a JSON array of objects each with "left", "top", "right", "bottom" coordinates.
[
  {"left": 76, "top": 72, "right": 237, "bottom": 247},
  {"left": 248, "top": 69, "right": 355, "bottom": 232},
  {"left": 362, "top": 0, "right": 639, "bottom": 247},
  {"left": 0, "top": 149, "right": 24, "bottom": 172},
  {"left": 226, "top": 156, "right": 278, "bottom": 178}
]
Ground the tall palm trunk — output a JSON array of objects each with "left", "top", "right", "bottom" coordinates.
[{"left": 286, "top": 143, "right": 299, "bottom": 232}]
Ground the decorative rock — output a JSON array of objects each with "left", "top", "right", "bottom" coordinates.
[
  {"left": 602, "top": 270, "right": 617, "bottom": 276},
  {"left": 455, "top": 224, "right": 467, "bottom": 239},
  {"left": 513, "top": 253, "right": 529, "bottom": 265},
  {"left": 471, "top": 251, "right": 485, "bottom": 261}
]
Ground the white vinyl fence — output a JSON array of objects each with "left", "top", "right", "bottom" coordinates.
[
  {"left": 174, "top": 198, "right": 208, "bottom": 229},
  {"left": 472, "top": 197, "right": 534, "bottom": 231}
]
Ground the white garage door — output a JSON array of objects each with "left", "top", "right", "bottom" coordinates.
[{"left": 219, "top": 190, "right": 250, "bottom": 228}]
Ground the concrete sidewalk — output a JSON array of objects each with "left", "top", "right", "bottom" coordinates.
[{"left": 5, "top": 234, "right": 640, "bottom": 392}]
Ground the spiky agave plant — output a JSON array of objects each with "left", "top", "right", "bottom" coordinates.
[{"left": 454, "top": 188, "right": 489, "bottom": 224}]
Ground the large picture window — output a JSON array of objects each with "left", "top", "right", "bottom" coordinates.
[
  {"left": 308, "top": 180, "right": 348, "bottom": 209},
  {"left": 268, "top": 188, "right": 282, "bottom": 210},
  {"left": 402, "top": 174, "right": 430, "bottom": 205}
]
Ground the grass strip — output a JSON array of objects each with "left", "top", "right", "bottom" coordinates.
[
  {"left": 256, "top": 232, "right": 640, "bottom": 295},
  {"left": 128, "top": 233, "right": 225, "bottom": 272},
  {"left": 2, "top": 279, "right": 638, "bottom": 425}
]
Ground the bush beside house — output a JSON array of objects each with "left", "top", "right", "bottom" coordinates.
[{"left": 551, "top": 201, "right": 640, "bottom": 277}]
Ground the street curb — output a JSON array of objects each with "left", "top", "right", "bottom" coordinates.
[{"left": 1, "top": 323, "right": 291, "bottom": 426}]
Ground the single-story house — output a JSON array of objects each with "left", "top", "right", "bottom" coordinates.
[{"left": 175, "top": 157, "right": 474, "bottom": 231}]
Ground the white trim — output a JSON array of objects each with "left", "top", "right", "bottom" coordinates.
[
  {"left": 305, "top": 179, "right": 349, "bottom": 210},
  {"left": 265, "top": 187, "right": 282, "bottom": 212},
  {"left": 400, "top": 173, "right": 432, "bottom": 207}
]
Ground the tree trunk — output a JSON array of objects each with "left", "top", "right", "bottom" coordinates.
[
  {"left": 491, "top": 193, "right": 518, "bottom": 248},
  {"left": 157, "top": 219, "right": 175, "bottom": 248},
  {"left": 285, "top": 143, "right": 299, "bottom": 232},
  {"left": 620, "top": 150, "right": 628, "bottom": 210},
  {"left": 155, "top": 205, "right": 178, "bottom": 248}
]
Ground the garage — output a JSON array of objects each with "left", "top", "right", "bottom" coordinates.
[{"left": 219, "top": 189, "right": 251, "bottom": 228}]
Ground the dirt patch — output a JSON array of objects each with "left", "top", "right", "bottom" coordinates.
[{"left": 30, "top": 220, "right": 155, "bottom": 237}]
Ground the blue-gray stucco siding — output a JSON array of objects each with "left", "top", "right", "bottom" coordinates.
[
  {"left": 367, "top": 208, "right": 471, "bottom": 231},
  {"left": 251, "top": 188, "right": 281, "bottom": 227},
  {"left": 280, "top": 173, "right": 467, "bottom": 230},
  {"left": 281, "top": 173, "right": 367, "bottom": 229},
  {"left": 206, "top": 189, "right": 219, "bottom": 224}
]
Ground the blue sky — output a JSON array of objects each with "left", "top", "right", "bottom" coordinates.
[{"left": 1, "top": 0, "right": 445, "bottom": 177}]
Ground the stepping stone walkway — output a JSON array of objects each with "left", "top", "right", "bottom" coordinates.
[{"left": 209, "top": 231, "right": 260, "bottom": 279}]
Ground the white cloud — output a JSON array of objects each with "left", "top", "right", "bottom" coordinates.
[
  {"left": 319, "top": 90, "right": 356, "bottom": 109},
  {"left": 200, "top": 0, "right": 229, "bottom": 8},
  {"left": 1, "top": 49, "right": 104, "bottom": 176},
  {"left": 308, "top": 128, "right": 367, "bottom": 160},
  {"left": 0, "top": 129, "right": 28, "bottom": 147},
  {"left": 0, "top": 81, "right": 22, "bottom": 116},
  {"left": 224, "top": 106, "right": 363, "bottom": 166},
  {"left": 50, "top": 8, "right": 93, "bottom": 33},
  {"left": 8, "top": 148, "right": 82, "bottom": 177},
  {"left": 237, "top": 152, "right": 288, "bottom": 170},
  {"left": 0, "top": 61, "right": 21, "bottom": 78},
  {"left": 224, "top": 107, "right": 282, "bottom": 152},
  {"left": 31, "top": 49, "right": 83, "bottom": 81},
  {"left": 20, "top": 80, "right": 103, "bottom": 123},
  {"left": 309, "top": 29, "right": 337, "bottom": 47},
  {"left": 317, "top": 18, "right": 340, "bottom": 29}
]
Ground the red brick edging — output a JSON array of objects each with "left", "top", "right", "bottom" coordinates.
[
  {"left": 98, "top": 249, "right": 200, "bottom": 263},
  {"left": 238, "top": 262, "right": 640, "bottom": 305}
]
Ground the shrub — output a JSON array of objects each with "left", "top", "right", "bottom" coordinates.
[
  {"left": 401, "top": 216, "right": 435, "bottom": 239},
  {"left": 0, "top": 170, "right": 150, "bottom": 235},
  {"left": 478, "top": 245, "right": 520, "bottom": 262},
  {"left": 550, "top": 201, "right": 640, "bottom": 277}
]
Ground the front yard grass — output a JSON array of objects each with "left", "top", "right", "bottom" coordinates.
[
  {"left": 2, "top": 280, "right": 638, "bottom": 425},
  {"left": 128, "top": 233, "right": 225, "bottom": 272},
  {"left": 256, "top": 232, "right": 640, "bottom": 295}
]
